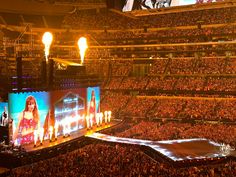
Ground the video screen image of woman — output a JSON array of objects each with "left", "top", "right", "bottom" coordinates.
[{"left": 9, "top": 92, "right": 49, "bottom": 145}]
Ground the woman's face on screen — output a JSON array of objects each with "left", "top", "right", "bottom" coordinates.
[{"left": 27, "top": 101, "right": 35, "bottom": 111}]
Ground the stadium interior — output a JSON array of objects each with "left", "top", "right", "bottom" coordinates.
[{"left": 0, "top": 0, "right": 236, "bottom": 176}]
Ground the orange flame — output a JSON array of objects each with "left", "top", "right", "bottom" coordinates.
[
  {"left": 78, "top": 37, "right": 88, "bottom": 64},
  {"left": 42, "top": 32, "right": 53, "bottom": 62}
]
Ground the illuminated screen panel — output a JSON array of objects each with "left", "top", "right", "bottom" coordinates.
[
  {"left": 87, "top": 87, "right": 100, "bottom": 116},
  {"left": 121, "top": 0, "right": 223, "bottom": 12},
  {"left": 0, "top": 102, "right": 9, "bottom": 127},
  {"left": 9, "top": 92, "right": 49, "bottom": 145},
  {"left": 51, "top": 89, "right": 86, "bottom": 136}
]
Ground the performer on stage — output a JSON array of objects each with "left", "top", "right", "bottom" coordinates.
[{"left": 0, "top": 106, "right": 8, "bottom": 126}]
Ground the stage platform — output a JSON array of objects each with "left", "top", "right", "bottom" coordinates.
[
  {"left": 22, "top": 120, "right": 121, "bottom": 152},
  {"left": 87, "top": 133, "right": 236, "bottom": 167},
  {"left": 0, "top": 120, "right": 122, "bottom": 168}
]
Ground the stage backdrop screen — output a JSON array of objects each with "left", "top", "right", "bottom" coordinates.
[
  {"left": 51, "top": 89, "right": 86, "bottom": 136},
  {"left": 0, "top": 102, "right": 9, "bottom": 127},
  {"left": 111, "top": 0, "right": 225, "bottom": 12},
  {"left": 87, "top": 87, "right": 100, "bottom": 116},
  {"left": 9, "top": 92, "right": 49, "bottom": 145}
]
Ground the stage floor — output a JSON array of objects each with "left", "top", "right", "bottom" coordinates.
[
  {"left": 150, "top": 139, "right": 225, "bottom": 161},
  {"left": 87, "top": 133, "right": 235, "bottom": 162},
  {"left": 22, "top": 121, "right": 120, "bottom": 152}
]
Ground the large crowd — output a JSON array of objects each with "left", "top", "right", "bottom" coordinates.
[
  {"left": 1, "top": 6, "right": 236, "bottom": 60},
  {"left": 102, "top": 57, "right": 235, "bottom": 93},
  {"left": 105, "top": 75, "right": 236, "bottom": 92},
  {"left": 88, "top": 25, "right": 236, "bottom": 48},
  {"left": 102, "top": 94, "right": 236, "bottom": 121},
  {"left": 7, "top": 120, "right": 236, "bottom": 177},
  {"left": 63, "top": 7, "right": 236, "bottom": 30},
  {"left": 106, "top": 121, "right": 236, "bottom": 147}
]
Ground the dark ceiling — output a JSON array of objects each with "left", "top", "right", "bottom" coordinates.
[{"left": 0, "top": 0, "right": 107, "bottom": 15}]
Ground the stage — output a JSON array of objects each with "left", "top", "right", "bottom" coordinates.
[
  {"left": 22, "top": 120, "right": 121, "bottom": 152},
  {"left": 0, "top": 120, "right": 122, "bottom": 168},
  {"left": 87, "top": 133, "right": 236, "bottom": 166}
]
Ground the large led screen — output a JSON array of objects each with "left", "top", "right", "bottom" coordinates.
[
  {"left": 121, "top": 0, "right": 223, "bottom": 12},
  {"left": 9, "top": 92, "right": 49, "bottom": 145},
  {"left": 87, "top": 86, "right": 100, "bottom": 118},
  {"left": 51, "top": 89, "right": 86, "bottom": 136},
  {"left": 0, "top": 102, "right": 8, "bottom": 127}
]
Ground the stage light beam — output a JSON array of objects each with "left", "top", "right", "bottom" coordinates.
[
  {"left": 99, "top": 112, "right": 103, "bottom": 125},
  {"left": 49, "top": 126, "right": 53, "bottom": 141},
  {"left": 104, "top": 111, "right": 108, "bottom": 124},
  {"left": 54, "top": 122, "right": 58, "bottom": 140},
  {"left": 108, "top": 111, "right": 112, "bottom": 122},
  {"left": 34, "top": 130, "right": 38, "bottom": 147},
  {"left": 39, "top": 128, "right": 44, "bottom": 145},
  {"left": 86, "top": 115, "right": 90, "bottom": 129}
]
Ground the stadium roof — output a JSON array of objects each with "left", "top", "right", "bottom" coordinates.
[{"left": 0, "top": 0, "right": 107, "bottom": 15}]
